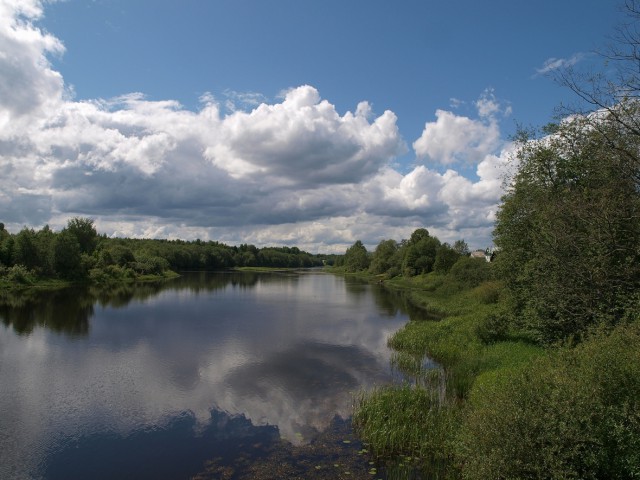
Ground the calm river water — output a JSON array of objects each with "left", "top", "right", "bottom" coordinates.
[{"left": 0, "top": 271, "right": 421, "bottom": 479}]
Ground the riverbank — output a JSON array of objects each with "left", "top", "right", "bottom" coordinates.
[
  {"left": 350, "top": 271, "right": 640, "bottom": 479},
  {"left": 0, "top": 268, "right": 180, "bottom": 291},
  {"left": 344, "top": 271, "right": 539, "bottom": 476}
]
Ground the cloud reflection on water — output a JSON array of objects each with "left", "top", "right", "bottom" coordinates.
[{"left": 0, "top": 272, "right": 414, "bottom": 479}]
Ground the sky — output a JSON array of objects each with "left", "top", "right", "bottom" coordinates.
[{"left": 0, "top": 0, "right": 625, "bottom": 253}]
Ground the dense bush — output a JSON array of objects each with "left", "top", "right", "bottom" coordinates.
[
  {"left": 474, "top": 311, "right": 509, "bottom": 344},
  {"left": 471, "top": 280, "right": 501, "bottom": 305},
  {"left": 459, "top": 321, "right": 640, "bottom": 479},
  {"left": 0, "top": 265, "right": 36, "bottom": 285},
  {"left": 448, "top": 257, "right": 491, "bottom": 288},
  {"left": 494, "top": 119, "right": 640, "bottom": 343}
]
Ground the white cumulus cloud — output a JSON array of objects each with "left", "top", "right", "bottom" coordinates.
[
  {"left": 412, "top": 109, "right": 501, "bottom": 165},
  {"left": 0, "top": 0, "right": 513, "bottom": 251}
]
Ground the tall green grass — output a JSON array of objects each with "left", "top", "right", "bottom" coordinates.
[
  {"left": 353, "top": 273, "right": 544, "bottom": 477},
  {"left": 352, "top": 384, "right": 459, "bottom": 479}
]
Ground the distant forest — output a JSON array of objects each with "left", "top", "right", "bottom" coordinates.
[{"left": 0, "top": 218, "right": 335, "bottom": 285}]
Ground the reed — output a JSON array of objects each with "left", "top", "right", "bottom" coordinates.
[
  {"left": 353, "top": 384, "right": 459, "bottom": 479},
  {"left": 353, "top": 273, "right": 545, "bottom": 477}
]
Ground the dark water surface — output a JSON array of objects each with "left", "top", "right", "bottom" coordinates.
[{"left": 0, "top": 271, "right": 418, "bottom": 479}]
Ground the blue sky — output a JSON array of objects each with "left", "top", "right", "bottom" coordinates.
[{"left": 0, "top": 0, "right": 625, "bottom": 252}]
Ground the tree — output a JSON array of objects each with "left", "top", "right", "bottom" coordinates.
[
  {"left": 34, "top": 225, "right": 55, "bottom": 276},
  {"left": 408, "top": 228, "right": 430, "bottom": 245},
  {"left": 53, "top": 230, "right": 84, "bottom": 279},
  {"left": 65, "top": 217, "right": 97, "bottom": 255},
  {"left": 344, "top": 240, "right": 370, "bottom": 272},
  {"left": 452, "top": 239, "right": 470, "bottom": 256},
  {"left": 12, "top": 228, "right": 40, "bottom": 271},
  {"left": 552, "top": 1, "right": 640, "bottom": 174},
  {"left": 102, "top": 244, "right": 135, "bottom": 267},
  {"left": 368, "top": 239, "right": 399, "bottom": 275},
  {"left": 433, "top": 243, "right": 460, "bottom": 274},
  {"left": 494, "top": 118, "right": 640, "bottom": 343},
  {"left": 0, "top": 223, "right": 11, "bottom": 266},
  {"left": 402, "top": 229, "right": 440, "bottom": 276}
]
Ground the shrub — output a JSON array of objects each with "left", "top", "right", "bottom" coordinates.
[
  {"left": 2, "top": 264, "right": 35, "bottom": 284},
  {"left": 386, "top": 265, "right": 402, "bottom": 278},
  {"left": 475, "top": 311, "right": 509, "bottom": 344},
  {"left": 448, "top": 257, "right": 491, "bottom": 288},
  {"left": 471, "top": 280, "right": 501, "bottom": 304},
  {"left": 458, "top": 321, "right": 640, "bottom": 479}
]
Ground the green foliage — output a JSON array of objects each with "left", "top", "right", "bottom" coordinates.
[
  {"left": 97, "top": 243, "right": 135, "bottom": 267},
  {"left": 0, "top": 234, "right": 13, "bottom": 267},
  {"left": 494, "top": 119, "right": 640, "bottom": 343},
  {"left": 474, "top": 310, "right": 509, "bottom": 344},
  {"left": 448, "top": 257, "right": 491, "bottom": 288},
  {"left": 0, "top": 264, "right": 36, "bottom": 285},
  {"left": 130, "top": 253, "right": 170, "bottom": 275},
  {"left": 353, "top": 384, "right": 458, "bottom": 476},
  {"left": 343, "top": 240, "right": 370, "bottom": 272},
  {"left": 257, "top": 247, "right": 315, "bottom": 268},
  {"left": 357, "top": 10, "right": 640, "bottom": 477},
  {"left": 34, "top": 225, "right": 55, "bottom": 276},
  {"left": 356, "top": 273, "right": 544, "bottom": 475},
  {"left": 343, "top": 229, "right": 476, "bottom": 280},
  {"left": 433, "top": 244, "right": 460, "bottom": 274},
  {"left": 459, "top": 321, "right": 640, "bottom": 480},
  {"left": 402, "top": 229, "right": 441, "bottom": 276},
  {"left": 0, "top": 221, "right": 325, "bottom": 286},
  {"left": 368, "top": 239, "right": 399, "bottom": 275},
  {"left": 53, "top": 230, "right": 85, "bottom": 280},
  {"left": 452, "top": 239, "right": 469, "bottom": 256},
  {"left": 384, "top": 277, "right": 542, "bottom": 398},
  {"left": 470, "top": 280, "right": 501, "bottom": 305},
  {"left": 89, "top": 264, "right": 136, "bottom": 284},
  {"left": 65, "top": 217, "right": 98, "bottom": 255},
  {"left": 12, "top": 228, "right": 41, "bottom": 271}
]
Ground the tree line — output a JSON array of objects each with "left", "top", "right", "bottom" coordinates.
[
  {"left": 336, "top": 229, "right": 493, "bottom": 289},
  {"left": 460, "top": 90, "right": 640, "bottom": 477},
  {"left": 0, "top": 219, "right": 327, "bottom": 285}
]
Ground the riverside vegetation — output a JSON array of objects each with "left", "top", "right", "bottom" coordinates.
[
  {"left": 344, "top": 6, "right": 640, "bottom": 475},
  {"left": 0, "top": 218, "right": 332, "bottom": 289},
  {"left": 342, "top": 128, "right": 640, "bottom": 477},
  {"left": 337, "top": 70, "right": 640, "bottom": 480}
]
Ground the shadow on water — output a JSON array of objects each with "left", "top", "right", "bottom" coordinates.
[
  {"left": 371, "top": 284, "right": 445, "bottom": 322},
  {"left": 42, "top": 409, "right": 281, "bottom": 480},
  {"left": 43, "top": 407, "right": 402, "bottom": 480},
  {"left": 0, "top": 271, "right": 304, "bottom": 337},
  {"left": 0, "top": 287, "right": 94, "bottom": 336}
]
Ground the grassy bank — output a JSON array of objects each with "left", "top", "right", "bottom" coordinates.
[
  {"left": 352, "top": 272, "right": 640, "bottom": 479},
  {"left": 352, "top": 273, "right": 544, "bottom": 478},
  {"left": 233, "top": 266, "right": 302, "bottom": 272},
  {"left": 0, "top": 277, "right": 73, "bottom": 291},
  {"left": 0, "top": 267, "right": 180, "bottom": 291}
]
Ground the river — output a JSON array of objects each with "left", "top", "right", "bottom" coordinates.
[{"left": 0, "top": 271, "right": 421, "bottom": 479}]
